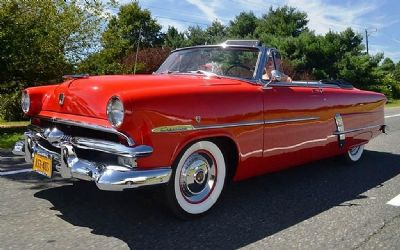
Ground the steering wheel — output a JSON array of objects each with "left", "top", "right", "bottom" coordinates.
[{"left": 224, "top": 64, "right": 252, "bottom": 76}]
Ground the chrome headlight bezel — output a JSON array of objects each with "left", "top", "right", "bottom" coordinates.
[
  {"left": 21, "top": 91, "right": 30, "bottom": 113},
  {"left": 106, "top": 96, "right": 125, "bottom": 127}
]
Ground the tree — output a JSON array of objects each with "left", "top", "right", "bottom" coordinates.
[
  {"left": 79, "top": 2, "right": 164, "bottom": 75},
  {"left": 0, "top": 0, "right": 108, "bottom": 121},
  {"left": 380, "top": 58, "right": 396, "bottom": 73},
  {"left": 164, "top": 26, "right": 186, "bottom": 49},
  {"left": 395, "top": 62, "right": 400, "bottom": 81},
  {"left": 101, "top": 2, "right": 163, "bottom": 61},
  {"left": 255, "top": 6, "right": 309, "bottom": 38},
  {"left": 313, "top": 28, "right": 364, "bottom": 78},
  {"left": 185, "top": 26, "right": 208, "bottom": 46},
  {"left": 206, "top": 20, "right": 227, "bottom": 44},
  {"left": 0, "top": 0, "right": 105, "bottom": 85},
  {"left": 228, "top": 12, "right": 258, "bottom": 38},
  {"left": 337, "top": 53, "right": 383, "bottom": 87},
  {"left": 335, "top": 28, "right": 364, "bottom": 55}
]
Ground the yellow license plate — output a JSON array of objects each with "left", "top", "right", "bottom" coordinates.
[{"left": 33, "top": 154, "right": 53, "bottom": 178}]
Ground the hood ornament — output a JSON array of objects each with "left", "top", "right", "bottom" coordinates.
[{"left": 59, "top": 93, "right": 65, "bottom": 106}]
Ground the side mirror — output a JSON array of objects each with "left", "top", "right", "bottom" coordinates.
[
  {"left": 271, "top": 70, "right": 282, "bottom": 82},
  {"left": 263, "top": 70, "right": 282, "bottom": 89}
]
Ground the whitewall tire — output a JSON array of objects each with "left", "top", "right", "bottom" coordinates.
[
  {"left": 166, "top": 141, "right": 226, "bottom": 219},
  {"left": 345, "top": 145, "right": 365, "bottom": 163}
]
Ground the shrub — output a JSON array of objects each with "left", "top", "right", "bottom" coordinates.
[
  {"left": 123, "top": 47, "right": 172, "bottom": 74},
  {"left": 381, "top": 74, "right": 400, "bottom": 100},
  {"left": 0, "top": 91, "right": 26, "bottom": 121},
  {"left": 392, "top": 84, "right": 400, "bottom": 99},
  {"left": 366, "top": 84, "right": 393, "bottom": 100}
]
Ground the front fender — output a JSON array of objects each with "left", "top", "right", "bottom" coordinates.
[{"left": 120, "top": 84, "right": 263, "bottom": 170}]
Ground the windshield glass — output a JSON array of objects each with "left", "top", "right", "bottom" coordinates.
[{"left": 156, "top": 47, "right": 260, "bottom": 79}]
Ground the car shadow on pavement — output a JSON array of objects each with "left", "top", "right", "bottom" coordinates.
[{"left": 34, "top": 150, "right": 400, "bottom": 249}]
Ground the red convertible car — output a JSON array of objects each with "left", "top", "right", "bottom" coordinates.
[{"left": 13, "top": 40, "right": 386, "bottom": 218}]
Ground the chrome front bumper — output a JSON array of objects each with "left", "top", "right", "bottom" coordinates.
[{"left": 13, "top": 126, "right": 172, "bottom": 191}]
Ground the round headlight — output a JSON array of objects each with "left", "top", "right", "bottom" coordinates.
[
  {"left": 106, "top": 97, "right": 124, "bottom": 127},
  {"left": 21, "top": 91, "right": 30, "bottom": 113}
]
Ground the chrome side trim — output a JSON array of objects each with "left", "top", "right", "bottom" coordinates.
[
  {"left": 152, "top": 121, "right": 264, "bottom": 133},
  {"left": 268, "top": 82, "right": 341, "bottom": 89},
  {"left": 196, "top": 120, "right": 264, "bottom": 130},
  {"left": 41, "top": 117, "right": 135, "bottom": 146},
  {"left": 264, "top": 116, "right": 319, "bottom": 124},
  {"left": 152, "top": 125, "right": 195, "bottom": 133},
  {"left": 152, "top": 116, "right": 319, "bottom": 133},
  {"left": 333, "top": 124, "right": 382, "bottom": 135}
]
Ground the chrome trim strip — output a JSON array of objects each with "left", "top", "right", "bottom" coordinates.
[
  {"left": 71, "top": 137, "right": 153, "bottom": 158},
  {"left": 264, "top": 116, "right": 319, "bottom": 124},
  {"left": 152, "top": 116, "right": 319, "bottom": 133},
  {"left": 152, "top": 121, "right": 264, "bottom": 133},
  {"left": 196, "top": 120, "right": 264, "bottom": 130},
  {"left": 152, "top": 125, "right": 195, "bottom": 133},
  {"left": 340, "top": 110, "right": 383, "bottom": 115},
  {"left": 267, "top": 80, "right": 355, "bottom": 89},
  {"left": 333, "top": 124, "right": 382, "bottom": 135},
  {"left": 41, "top": 117, "right": 135, "bottom": 146},
  {"left": 268, "top": 82, "right": 342, "bottom": 88},
  {"left": 96, "top": 167, "right": 172, "bottom": 191}
]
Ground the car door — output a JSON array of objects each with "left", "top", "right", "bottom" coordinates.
[{"left": 261, "top": 51, "right": 333, "bottom": 173}]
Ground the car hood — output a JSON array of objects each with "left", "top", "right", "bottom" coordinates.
[{"left": 41, "top": 74, "right": 243, "bottom": 119}]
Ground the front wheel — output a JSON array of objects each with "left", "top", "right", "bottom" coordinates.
[{"left": 165, "top": 141, "right": 226, "bottom": 219}]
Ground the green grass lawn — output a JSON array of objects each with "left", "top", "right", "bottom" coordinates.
[
  {"left": 0, "top": 119, "right": 28, "bottom": 149},
  {"left": 0, "top": 120, "right": 30, "bottom": 128},
  {"left": 386, "top": 99, "right": 400, "bottom": 108},
  {"left": 0, "top": 132, "right": 24, "bottom": 149}
]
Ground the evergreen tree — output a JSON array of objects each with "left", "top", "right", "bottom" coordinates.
[{"left": 228, "top": 12, "right": 258, "bottom": 38}]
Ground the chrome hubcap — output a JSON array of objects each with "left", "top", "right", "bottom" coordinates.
[{"left": 179, "top": 151, "right": 217, "bottom": 204}]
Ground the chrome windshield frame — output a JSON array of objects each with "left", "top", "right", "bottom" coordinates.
[{"left": 155, "top": 44, "right": 270, "bottom": 83}]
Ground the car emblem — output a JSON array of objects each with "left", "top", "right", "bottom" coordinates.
[
  {"left": 195, "top": 116, "right": 201, "bottom": 123},
  {"left": 59, "top": 93, "right": 65, "bottom": 106}
]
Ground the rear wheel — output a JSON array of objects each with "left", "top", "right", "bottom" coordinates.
[
  {"left": 165, "top": 141, "right": 226, "bottom": 219},
  {"left": 343, "top": 145, "right": 365, "bottom": 163}
]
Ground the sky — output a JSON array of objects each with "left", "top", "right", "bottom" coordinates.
[{"left": 115, "top": 0, "right": 400, "bottom": 62}]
